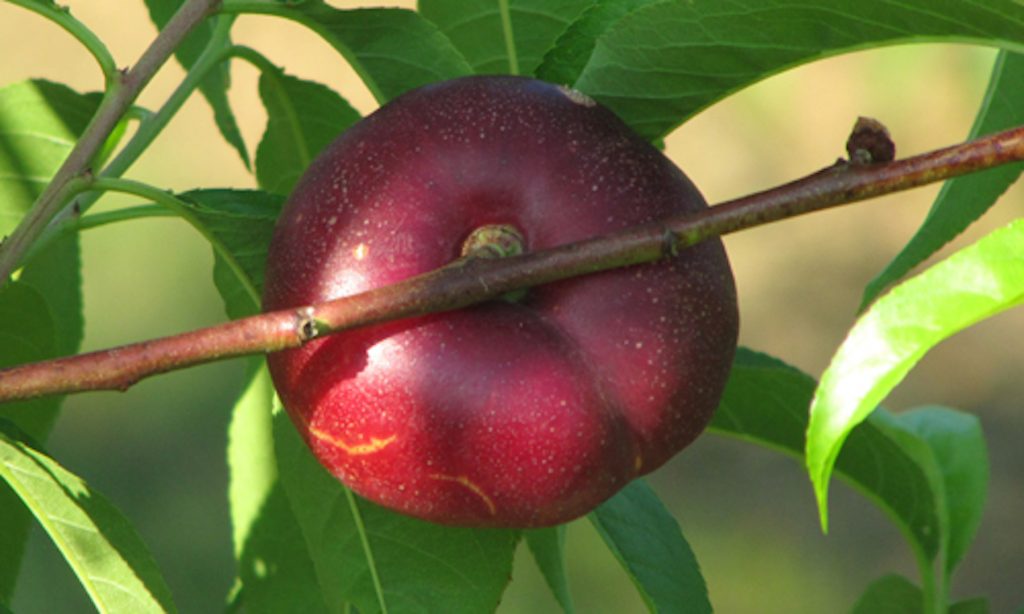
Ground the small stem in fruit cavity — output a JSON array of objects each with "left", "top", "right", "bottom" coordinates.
[
  {"left": 1, "top": 124, "right": 1023, "bottom": 402},
  {"left": 0, "top": 0, "right": 224, "bottom": 289},
  {"left": 459, "top": 224, "right": 529, "bottom": 302},
  {"left": 460, "top": 224, "right": 526, "bottom": 259}
]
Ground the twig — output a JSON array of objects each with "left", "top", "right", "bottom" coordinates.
[
  {"left": 0, "top": 0, "right": 223, "bottom": 288},
  {"left": 1, "top": 124, "right": 1023, "bottom": 403}
]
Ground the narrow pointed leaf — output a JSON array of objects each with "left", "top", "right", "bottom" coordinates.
[
  {"left": 178, "top": 188, "right": 311, "bottom": 611},
  {"left": 0, "top": 80, "right": 99, "bottom": 228},
  {"left": 240, "top": 3, "right": 473, "bottom": 103},
  {"left": 235, "top": 478, "right": 330, "bottom": 614},
  {"left": 536, "top": 0, "right": 662, "bottom": 86},
  {"left": 0, "top": 79, "right": 94, "bottom": 354},
  {"left": 589, "top": 479, "right": 709, "bottom": 613},
  {"left": 568, "top": 0, "right": 1024, "bottom": 140},
  {"left": 0, "top": 424, "right": 175, "bottom": 613},
  {"left": 807, "top": 220, "right": 1024, "bottom": 530},
  {"left": 863, "top": 50, "right": 1024, "bottom": 307},
  {"left": 895, "top": 406, "right": 988, "bottom": 578},
  {"left": 176, "top": 188, "right": 283, "bottom": 308},
  {"left": 226, "top": 361, "right": 278, "bottom": 552},
  {"left": 0, "top": 282, "right": 57, "bottom": 601},
  {"left": 0, "top": 79, "right": 97, "bottom": 598},
  {"left": 712, "top": 349, "right": 943, "bottom": 562},
  {"left": 255, "top": 70, "right": 360, "bottom": 195},
  {"left": 525, "top": 526, "right": 575, "bottom": 613},
  {"left": 273, "top": 412, "right": 519, "bottom": 614},
  {"left": 418, "top": 0, "right": 594, "bottom": 76}
]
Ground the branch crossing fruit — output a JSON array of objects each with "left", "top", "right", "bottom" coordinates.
[{"left": 263, "top": 76, "right": 739, "bottom": 527}]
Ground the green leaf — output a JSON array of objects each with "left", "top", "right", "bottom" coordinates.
[
  {"left": 850, "top": 575, "right": 921, "bottom": 614},
  {"left": 182, "top": 187, "right": 300, "bottom": 612},
  {"left": 418, "top": 0, "right": 595, "bottom": 76},
  {"left": 0, "top": 423, "right": 175, "bottom": 613},
  {"left": 806, "top": 219, "right": 1024, "bottom": 531},
  {"left": 862, "top": 50, "right": 1024, "bottom": 307},
  {"left": 273, "top": 411, "right": 519, "bottom": 614},
  {"left": 0, "top": 283, "right": 59, "bottom": 440},
  {"left": 589, "top": 479, "right": 710, "bottom": 614},
  {"left": 228, "top": 373, "right": 328, "bottom": 614},
  {"left": 255, "top": 70, "right": 361, "bottom": 195},
  {"left": 227, "top": 361, "right": 278, "bottom": 558},
  {"left": 97, "top": 188, "right": 279, "bottom": 319},
  {"left": 0, "top": 282, "right": 58, "bottom": 602},
  {"left": 236, "top": 2, "right": 473, "bottom": 103},
  {"left": 525, "top": 526, "right": 575, "bottom": 613},
  {"left": 18, "top": 235, "right": 82, "bottom": 356},
  {"left": 0, "top": 79, "right": 99, "bottom": 236},
  {"left": 896, "top": 406, "right": 988, "bottom": 578},
  {"left": 568, "top": 0, "right": 1024, "bottom": 140},
  {"left": 176, "top": 188, "right": 283, "bottom": 311},
  {"left": 143, "top": 1, "right": 248, "bottom": 166},
  {"left": 158, "top": 188, "right": 294, "bottom": 609},
  {"left": 536, "top": 0, "right": 661, "bottom": 86},
  {"left": 713, "top": 349, "right": 942, "bottom": 562},
  {"left": 0, "top": 79, "right": 89, "bottom": 355},
  {"left": 0, "top": 79, "right": 97, "bottom": 599},
  {"left": 235, "top": 480, "right": 331, "bottom": 614}
]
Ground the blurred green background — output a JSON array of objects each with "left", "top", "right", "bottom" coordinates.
[{"left": 2, "top": 2, "right": 1022, "bottom": 612}]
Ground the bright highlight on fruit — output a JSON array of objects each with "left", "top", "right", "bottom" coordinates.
[{"left": 263, "top": 76, "right": 739, "bottom": 527}]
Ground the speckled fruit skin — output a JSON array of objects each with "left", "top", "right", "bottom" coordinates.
[{"left": 263, "top": 76, "right": 738, "bottom": 528}]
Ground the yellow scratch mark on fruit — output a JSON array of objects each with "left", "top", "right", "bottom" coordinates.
[
  {"left": 352, "top": 242, "right": 369, "bottom": 260},
  {"left": 309, "top": 427, "right": 396, "bottom": 456},
  {"left": 634, "top": 454, "right": 644, "bottom": 472},
  {"left": 430, "top": 473, "right": 497, "bottom": 516}
]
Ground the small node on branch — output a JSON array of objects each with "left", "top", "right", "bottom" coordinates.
[
  {"left": 661, "top": 228, "right": 680, "bottom": 257},
  {"left": 296, "top": 307, "right": 318, "bottom": 342},
  {"left": 846, "top": 116, "right": 896, "bottom": 164}
]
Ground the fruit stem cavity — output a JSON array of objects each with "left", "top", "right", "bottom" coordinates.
[
  {"left": 460, "top": 224, "right": 526, "bottom": 260},
  {"left": 460, "top": 224, "right": 528, "bottom": 303}
]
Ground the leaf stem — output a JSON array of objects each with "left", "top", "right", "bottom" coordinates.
[
  {"left": 0, "top": 0, "right": 223, "bottom": 288},
  {"left": 217, "top": 1, "right": 389, "bottom": 103},
  {"left": 50, "top": 14, "right": 238, "bottom": 229},
  {"left": 0, "top": 124, "right": 1021, "bottom": 402},
  {"left": 86, "top": 177, "right": 262, "bottom": 304},
  {"left": 23, "top": 204, "right": 174, "bottom": 265},
  {"left": 226, "top": 44, "right": 281, "bottom": 75},
  {"left": 7, "top": 0, "right": 118, "bottom": 85}
]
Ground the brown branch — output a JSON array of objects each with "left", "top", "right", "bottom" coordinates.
[{"left": 1, "top": 123, "right": 1022, "bottom": 403}]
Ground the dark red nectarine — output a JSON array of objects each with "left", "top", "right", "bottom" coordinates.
[{"left": 263, "top": 76, "right": 738, "bottom": 527}]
